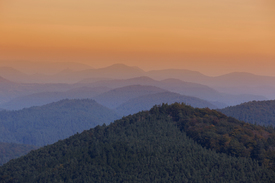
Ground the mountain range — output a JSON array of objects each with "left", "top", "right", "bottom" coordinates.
[
  {"left": 1, "top": 62, "right": 275, "bottom": 179},
  {"left": 1, "top": 63, "right": 275, "bottom": 90},
  {"left": 0, "top": 86, "right": 111, "bottom": 110},
  {"left": 0, "top": 74, "right": 267, "bottom": 110},
  {"left": 93, "top": 85, "right": 168, "bottom": 109},
  {"left": 0, "top": 99, "right": 120, "bottom": 147},
  {"left": 0, "top": 76, "right": 74, "bottom": 104},
  {"left": 82, "top": 77, "right": 266, "bottom": 107},
  {"left": 0, "top": 95, "right": 215, "bottom": 164},
  {"left": 1, "top": 63, "right": 275, "bottom": 100},
  {"left": 0, "top": 103, "right": 274, "bottom": 182},
  {"left": 115, "top": 92, "right": 217, "bottom": 116}
]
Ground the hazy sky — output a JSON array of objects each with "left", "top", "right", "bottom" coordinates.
[{"left": 1, "top": 0, "right": 275, "bottom": 76}]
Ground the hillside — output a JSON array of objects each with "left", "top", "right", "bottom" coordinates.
[
  {"left": 0, "top": 99, "right": 120, "bottom": 146},
  {"left": 115, "top": 92, "right": 217, "bottom": 116},
  {"left": 87, "top": 76, "right": 224, "bottom": 103},
  {"left": 85, "top": 76, "right": 265, "bottom": 107},
  {"left": 94, "top": 85, "right": 167, "bottom": 108},
  {"left": 0, "top": 80, "right": 74, "bottom": 104},
  {"left": 0, "top": 86, "right": 110, "bottom": 110},
  {"left": 219, "top": 100, "right": 275, "bottom": 126},
  {"left": 0, "top": 142, "right": 37, "bottom": 166},
  {"left": 147, "top": 69, "right": 275, "bottom": 99},
  {"left": 0, "top": 103, "right": 275, "bottom": 182}
]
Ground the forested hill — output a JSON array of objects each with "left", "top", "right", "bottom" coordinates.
[
  {"left": 219, "top": 100, "right": 275, "bottom": 126},
  {"left": 0, "top": 99, "right": 120, "bottom": 146},
  {"left": 1, "top": 103, "right": 275, "bottom": 182}
]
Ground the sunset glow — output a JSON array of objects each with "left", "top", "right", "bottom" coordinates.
[{"left": 1, "top": 0, "right": 275, "bottom": 75}]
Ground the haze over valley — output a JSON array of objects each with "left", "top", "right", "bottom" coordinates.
[
  {"left": 0, "top": 63, "right": 271, "bottom": 111},
  {"left": 1, "top": 0, "right": 275, "bottom": 182},
  {"left": 0, "top": 62, "right": 275, "bottom": 167}
]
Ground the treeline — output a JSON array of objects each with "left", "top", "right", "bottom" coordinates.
[
  {"left": 219, "top": 100, "right": 275, "bottom": 126},
  {"left": 0, "top": 103, "right": 275, "bottom": 182}
]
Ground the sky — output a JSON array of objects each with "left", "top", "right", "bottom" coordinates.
[{"left": 0, "top": 0, "right": 275, "bottom": 76}]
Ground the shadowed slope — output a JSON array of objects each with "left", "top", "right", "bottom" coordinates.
[{"left": 0, "top": 99, "right": 120, "bottom": 146}]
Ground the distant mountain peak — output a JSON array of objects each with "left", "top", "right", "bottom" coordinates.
[
  {"left": 108, "top": 84, "right": 167, "bottom": 92},
  {"left": 161, "top": 78, "right": 186, "bottom": 83},
  {"left": 148, "top": 68, "right": 207, "bottom": 76},
  {"left": 61, "top": 68, "right": 74, "bottom": 72},
  {"left": 0, "top": 76, "right": 15, "bottom": 84},
  {"left": 126, "top": 76, "right": 157, "bottom": 82},
  {"left": 101, "top": 64, "right": 144, "bottom": 72},
  {"left": 219, "top": 72, "right": 257, "bottom": 77}
]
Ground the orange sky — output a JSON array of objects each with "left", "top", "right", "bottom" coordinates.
[{"left": 0, "top": 0, "right": 275, "bottom": 76}]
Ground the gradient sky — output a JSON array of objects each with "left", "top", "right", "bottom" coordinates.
[{"left": 0, "top": 0, "right": 275, "bottom": 76}]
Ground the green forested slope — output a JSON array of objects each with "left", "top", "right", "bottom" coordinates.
[
  {"left": 165, "top": 104, "right": 275, "bottom": 170},
  {"left": 0, "top": 103, "right": 275, "bottom": 182},
  {"left": 219, "top": 100, "right": 275, "bottom": 126},
  {"left": 0, "top": 142, "right": 37, "bottom": 166},
  {"left": 0, "top": 99, "right": 120, "bottom": 146}
]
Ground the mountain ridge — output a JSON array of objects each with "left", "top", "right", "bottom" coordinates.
[
  {"left": 0, "top": 103, "right": 275, "bottom": 182},
  {"left": 0, "top": 86, "right": 111, "bottom": 110},
  {"left": 0, "top": 99, "right": 120, "bottom": 146},
  {"left": 219, "top": 100, "right": 275, "bottom": 126},
  {"left": 115, "top": 91, "right": 218, "bottom": 116}
]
